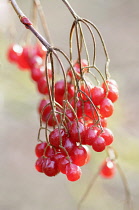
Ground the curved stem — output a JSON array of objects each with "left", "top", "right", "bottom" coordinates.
[{"left": 62, "top": 0, "right": 78, "bottom": 19}]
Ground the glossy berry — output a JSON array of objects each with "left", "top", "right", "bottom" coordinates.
[
  {"left": 58, "top": 157, "right": 71, "bottom": 174},
  {"left": 35, "top": 142, "right": 47, "bottom": 157},
  {"left": 31, "top": 66, "right": 44, "bottom": 82},
  {"left": 37, "top": 77, "right": 48, "bottom": 94},
  {"left": 55, "top": 80, "right": 65, "bottom": 96},
  {"left": 91, "top": 86, "right": 105, "bottom": 106},
  {"left": 92, "top": 136, "right": 106, "bottom": 152},
  {"left": 100, "top": 159, "right": 116, "bottom": 178},
  {"left": 35, "top": 156, "right": 45, "bottom": 172},
  {"left": 17, "top": 47, "right": 30, "bottom": 70},
  {"left": 99, "top": 128, "right": 114, "bottom": 146},
  {"left": 100, "top": 98, "right": 114, "bottom": 118},
  {"left": 70, "top": 146, "right": 87, "bottom": 166},
  {"left": 100, "top": 117, "right": 107, "bottom": 127},
  {"left": 66, "top": 163, "right": 82, "bottom": 181},
  {"left": 38, "top": 99, "right": 51, "bottom": 122},
  {"left": 83, "top": 128, "right": 98, "bottom": 145},
  {"left": 69, "top": 121, "right": 85, "bottom": 143},
  {"left": 44, "top": 146, "right": 55, "bottom": 157},
  {"left": 102, "top": 82, "right": 119, "bottom": 103},
  {"left": 7, "top": 44, "right": 23, "bottom": 63},
  {"left": 61, "top": 137, "right": 76, "bottom": 155},
  {"left": 54, "top": 152, "right": 65, "bottom": 164},
  {"left": 49, "top": 128, "right": 67, "bottom": 148},
  {"left": 42, "top": 157, "right": 59, "bottom": 176}
]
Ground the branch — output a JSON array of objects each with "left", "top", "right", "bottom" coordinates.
[{"left": 9, "top": 0, "right": 52, "bottom": 51}]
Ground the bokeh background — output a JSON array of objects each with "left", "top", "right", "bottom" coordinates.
[{"left": 0, "top": 0, "right": 139, "bottom": 210}]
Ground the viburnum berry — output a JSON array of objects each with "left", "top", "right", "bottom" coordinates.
[
  {"left": 49, "top": 128, "right": 67, "bottom": 148},
  {"left": 66, "top": 163, "right": 82, "bottom": 181},
  {"left": 37, "top": 77, "right": 49, "bottom": 94},
  {"left": 58, "top": 156, "right": 71, "bottom": 174},
  {"left": 44, "top": 146, "right": 55, "bottom": 157},
  {"left": 7, "top": 44, "right": 23, "bottom": 63},
  {"left": 31, "top": 66, "right": 44, "bottom": 82},
  {"left": 100, "top": 98, "right": 114, "bottom": 118},
  {"left": 35, "top": 156, "right": 45, "bottom": 173},
  {"left": 54, "top": 152, "right": 66, "bottom": 164},
  {"left": 102, "top": 82, "right": 119, "bottom": 103},
  {"left": 35, "top": 142, "right": 47, "bottom": 157},
  {"left": 17, "top": 46, "right": 30, "bottom": 70},
  {"left": 99, "top": 128, "right": 114, "bottom": 146},
  {"left": 69, "top": 121, "right": 85, "bottom": 143},
  {"left": 100, "top": 158, "right": 116, "bottom": 178},
  {"left": 92, "top": 136, "right": 106, "bottom": 152},
  {"left": 70, "top": 145, "right": 88, "bottom": 166},
  {"left": 42, "top": 157, "right": 59, "bottom": 177},
  {"left": 100, "top": 117, "right": 107, "bottom": 127},
  {"left": 83, "top": 127, "right": 98, "bottom": 145},
  {"left": 61, "top": 137, "right": 76, "bottom": 155},
  {"left": 91, "top": 86, "right": 105, "bottom": 106}
]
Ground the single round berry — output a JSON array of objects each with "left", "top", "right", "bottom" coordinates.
[
  {"left": 35, "top": 156, "right": 45, "bottom": 173},
  {"left": 61, "top": 137, "right": 76, "bottom": 155},
  {"left": 83, "top": 128, "right": 98, "bottom": 145},
  {"left": 37, "top": 77, "right": 49, "bottom": 95},
  {"left": 54, "top": 152, "right": 66, "bottom": 164},
  {"left": 31, "top": 66, "right": 44, "bottom": 82},
  {"left": 66, "top": 163, "right": 82, "bottom": 181},
  {"left": 42, "top": 157, "right": 59, "bottom": 177},
  {"left": 100, "top": 98, "right": 114, "bottom": 118},
  {"left": 7, "top": 44, "right": 23, "bottom": 63},
  {"left": 70, "top": 146, "right": 87, "bottom": 166},
  {"left": 49, "top": 128, "right": 67, "bottom": 148},
  {"left": 35, "top": 142, "right": 47, "bottom": 157},
  {"left": 91, "top": 86, "right": 105, "bottom": 106},
  {"left": 69, "top": 121, "right": 85, "bottom": 143},
  {"left": 99, "top": 128, "right": 114, "bottom": 146},
  {"left": 100, "top": 159, "right": 116, "bottom": 178},
  {"left": 92, "top": 136, "right": 106, "bottom": 152}
]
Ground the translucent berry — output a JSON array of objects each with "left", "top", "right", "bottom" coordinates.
[
  {"left": 42, "top": 157, "right": 59, "bottom": 176},
  {"left": 99, "top": 128, "right": 114, "bottom": 146},
  {"left": 92, "top": 136, "right": 106, "bottom": 152},
  {"left": 100, "top": 158, "right": 116, "bottom": 178},
  {"left": 100, "top": 98, "right": 114, "bottom": 118},
  {"left": 49, "top": 128, "right": 67, "bottom": 148},
  {"left": 35, "top": 156, "right": 45, "bottom": 172},
  {"left": 70, "top": 145, "right": 87, "bottom": 166},
  {"left": 35, "top": 142, "right": 47, "bottom": 157},
  {"left": 66, "top": 163, "right": 82, "bottom": 181}
]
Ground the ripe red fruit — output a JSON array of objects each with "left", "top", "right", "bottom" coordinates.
[
  {"left": 44, "top": 146, "right": 55, "bottom": 157},
  {"left": 69, "top": 121, "right": 85, "bottom": 143},
  {"left": 17, "top": 47, "right": 30, "bottom": 70},
  {"left": 49, "top": 128, "right": 67, "bottom": 148},
  {"left": 31, "top": 66, "right": 44, "bottom": 82},
  {"left": 82, "top": 145, "right": 91, "bottom": 164},
  {"left": 35, "top": 142, "right": 47, "bottom": 157},
  {"left": 54, "top": 152, "right": 66, "bottom": 164},
  {"left": 84, "top": 101, "right": 99, "bottom": 121},
  {"left": 65, "top": 109, "right": 75, "bottom": 121},
  {"left": 102, "top": 79, "right": 118, "bottom": 88},
  {"left": 99, "top": 128, "right": 114, "bottom": 146},
  {"left": 91, "top": 86, "right": 105, "bottom": 106},
  {"left": 58, "top": 157, "right": 71, "bottom": 174},
  {"left": 47, "top": 113, "right": 61, "bottom": 127},
  {"left": 83, "top": 128, "right": 98, "bottom": 145},
  {"left": 79, "top": 83, "right": 92, "bottom": 100},
  {"left": 35, "top": 156, "right": 45, "bottom": 172},
  {"left": 7, "top": 44, "right": 23, "bottom": 63},
  {"left": 34, "top": 44, "right": 47, "bottom": 58},
  {"left": 102, "top": 82, "right": 119, "bottom": 103},
  {"left": 42, "top": 157, "right": 59, "bottom": 176},
  {"left": 37, "top": 77, "right": 48, "bottom": 94},
  {"left": 29, "top": 55, "right": 43, "bottom": 69},
  {"left": 100, "top": 117, "right": 107, "bottom": 127},
  {"left": 61, "top": 137, "right": 76, "bottom": 155},
  {"left": 70, "top": 146, "right": 88, "bottom": 166},
  {"left": 38, "top": 99, "right": 51, "bottom": 122},
  {"left": 100, "top": 98, "right": 114, "bottom": 118},
  {"left": 92, "top": 136, "right": 106, "bottom": 152},
  {"left": 55, "top": 80, "right": 65, "bottom": 96},
  {"left": 66, "top": 163, "right": 82, "bottom": 181},
  {"left": 100, "top": 159, "right": 116, "bottom": 178}
]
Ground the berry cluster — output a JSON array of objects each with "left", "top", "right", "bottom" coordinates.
[{"left": 7, "top": 43, "right": 118, "bottom": 181}]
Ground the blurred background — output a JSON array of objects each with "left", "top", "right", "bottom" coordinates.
[{"left": 0, "top": 0, "right": 139, "bottom": 209}]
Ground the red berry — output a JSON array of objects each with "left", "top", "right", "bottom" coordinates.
[
  {"left": 84, "top": 101, "right": 99, "bottom": 121},
  {"left": 35, "top": 156, "right": 45, "bottom": 172},
  {"left": 83, "top": 128, "right": 98, "bottom": 145},
  {"left": 35, "top": 142, "right": 47, "bottom": 157},
  {"left": 102, "top": 82, "right": 119, "bottom": 103},
  {"left": 37, "top": 77, "right": 48, "bottom": 94},
  {"left": 69, "top": 121, "right": 85, "bottom": 143},
  {"left": 38, "top": 99, "right": 51, "bottom": 122},
  {"left": 49, "top": 128, "right": 67, "bottom": 148},
  {"left": 100, "top": 159, "right": 116, "bottom": 178},
  {"left": 54, "top": 152, "right": 65, "bottom": 164},
  {"left": 29, "top": 55, "right": 43, "bottom": 69},
  {"left": 34, "top": 44, "right": 47, "bottom": 58},
  {"left": 61, "top": 137, "right": 76, "bottom": 155},
  {"left": 17, "top": 46, "right": 30, "bottom": 70},
  {"left": 92, "top": 136, "right": 106, "bottom": 152},
  {"left": 102, "top": 79, "right": 118, "bottom": 88},
  {"left": 82, "top": 145, "right": 91, "bottom": 164},
  {"left": 91, "top": 86, "right": 105, "bottom": 106},
  {"left": 99, "top": 128, "right": 114, "bottom": 146},
  {"left": 70, "top": 146, "right": 87, "bottom": 166},
  {"left": 100, "top": 117, "right": 107, "bottom": 127},
  {"left": 42, "top": 157, "right": 59, "bottom": 176},
  {"left": 66, "top": 163, "right": 82, "bottom": 181},
  {"left": 7, "top": 44, "right": 23, "bottom": 63},
  {"left": 31, "top": 66, "right": 44, "bottom": 82},
  {"left": 44, "top": 146, "right": 55, "bottom": 157},
  {"left": 65, "top": 109, "right": 75, "bottom": 121},
  {"left": 47, "top": 113, "right": 61, "bottom": 127},
  {"left": 100, "top": 98, "right": 114, "bottom": 118},
  {"left": 58, "top": 157, "right": 71, "bottom": 174}
]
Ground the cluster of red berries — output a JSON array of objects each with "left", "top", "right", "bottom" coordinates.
[
  {"left": 7, "top": 43, "right": 52, "bottom": 94},
  {"left": 7, "top": 44, "right": 118, "bottom": 181}
]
